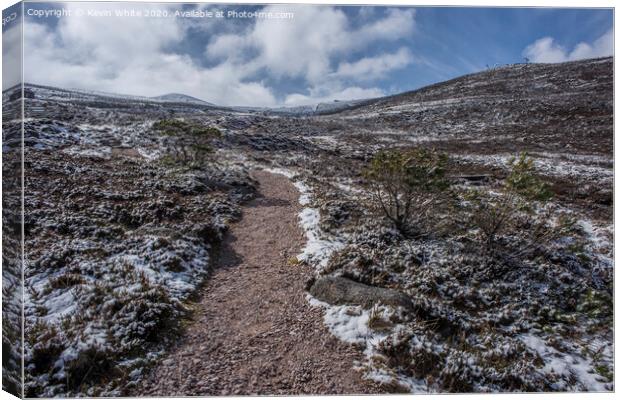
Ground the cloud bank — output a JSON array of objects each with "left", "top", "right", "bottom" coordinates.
[
  {"left": 523, "top": 29, "right": 613, "bottom": 63},
  {"left": 22, "top": 4, "right": 416, "bottom": 106},
  {"left": 3, "top": 22, "right": 22, "bottom": 89}
]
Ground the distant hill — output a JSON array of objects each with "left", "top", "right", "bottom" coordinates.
[
  {"left": 14, "top": 57, "right": 612, "bottom": 121},
  {"left": 150, "top": 93, "right": 214, "bottom": 106}
]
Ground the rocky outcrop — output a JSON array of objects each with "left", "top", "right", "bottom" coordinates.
[{"left": 309, "top": 276, "right": 412, "bottom": 310}]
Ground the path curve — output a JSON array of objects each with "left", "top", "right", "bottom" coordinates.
[{"left": 134, "top": 170, "right": 381, "bottom": 395}]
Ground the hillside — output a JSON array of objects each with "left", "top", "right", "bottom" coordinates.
[
  {"left": 3, "top": 57, "right": 613, "bottom": 396},
  {"left": 336, "top": 57, "right": 612, "bottom": 154}
]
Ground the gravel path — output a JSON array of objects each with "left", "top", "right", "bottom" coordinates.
[{"left": 134, "top": 170, "right": 382, "bottom": 396}]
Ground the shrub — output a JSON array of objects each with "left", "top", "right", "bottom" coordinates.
[
  {"left": 64, "top": 345, "right": 120, "bottom": 392},
  {"left": 505, "top": 153, "right": 553, "bottom": 202},
  {"left": 152, "top": 119, "right": 221, "bottom": 165},
  {"left": 467, "top": 152, "right": 572, "bottom": 262},
  {"left": 363, "top": 148, "right": 449, "bottom": 236}
]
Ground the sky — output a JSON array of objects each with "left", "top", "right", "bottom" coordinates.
[{"left": 2, "top": 2, "right": 614, "bottom": 107}]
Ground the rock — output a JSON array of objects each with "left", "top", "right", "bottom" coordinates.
[{"left": 309, "top": 276, "right": 412, "bottom": 310}]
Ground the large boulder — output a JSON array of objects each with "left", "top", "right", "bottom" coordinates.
[{"left": 309, "top": 276, "right": 412, "bottom": 310}]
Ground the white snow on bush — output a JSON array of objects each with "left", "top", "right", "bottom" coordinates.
[{"left": 520, "top": 333, "right": 611, "bottom": 391}]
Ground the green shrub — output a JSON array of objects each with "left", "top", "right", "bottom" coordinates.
[
  {"left": 363, "top": 148, "right": 449, "bottom": 236},
  {"left": 152, "top": 119, "right": 221, "bottom": 165},
  {"left": 467, "top": 152, "right": 572, "bottom": 261},
  {"left": 505, "top": 153, "right": 552, "bottom": 202}
]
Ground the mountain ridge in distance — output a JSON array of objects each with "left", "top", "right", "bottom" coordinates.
[{"left": 150, "top": 93, "right": 215, "bottom": 106}]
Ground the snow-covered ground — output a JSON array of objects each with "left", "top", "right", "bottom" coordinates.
[
  {"left": 10, "top": 56, "right": 612, "bottom": 395},
  {"left": 284, "top": 163, "right": 613, "bottom": 393},
  {"left": 262, "top": 166, "right": 346, "bottom": 271},
  {"left": 456, "top": 153, "right": 613, "bottom": 186},
  {"left": 21, "top": 116, "right": 256, "bottom": 396}
]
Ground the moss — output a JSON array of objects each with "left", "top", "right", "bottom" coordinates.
[
  {"left": 577, "top": 289, "right": 612, "bottom": 321},
  {"left": 594, "top": 364, "right": 613, "bottom": 381},
  {"left": 566, "top": 241, "right": 591, "bottom": 263},
  {"left": 158, "top": 155, "right": 178, "bottom": 166},
  {"left": 287, "top": 256, "right": 302, "bottom": 266}
]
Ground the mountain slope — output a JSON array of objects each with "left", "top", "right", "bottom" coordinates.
[
  {"left": 7, "top": 55, "right": 613, "bottom": 396},
  {"left": 330, "top": 57, "right": 612, "bottom": 154}
]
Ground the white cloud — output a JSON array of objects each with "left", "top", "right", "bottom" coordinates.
[
  {"left": 334, "top": 47, "right": 413, "bottom": 81},
  {"left": 284, "top": 86, "right": 385, "bottom": 107},
  {"left": 569, "top": 29, "right": 614, "bottom": 60},
  {"left": 205, "top": 33, "right": 250, "bottom": 61},
  {"left": 248, "top": 5, "right": 352, "bottom": 82},
  {"left": 355, "top": 8, "right": 416, "bottom": 43},
  {"left": 208, "top": 5, "right": 415, "bottom": 104},
  {"left": 204, "top": 6, "right": 415, "bottom": 84},
  {"left": 23, "top": 4, "right": 416, "bottom": 106},
  {"left": 523, "top": 29, "right": 613, "bottom": 63},
  {"left": 523, "top": 37, "right": 568, "bottom": 63},
  {"left": 24, "top": 3, "right": 277, "bottom": 106},
  {"left": 3, "top": 23, "right": 22, "bottom": 89}
]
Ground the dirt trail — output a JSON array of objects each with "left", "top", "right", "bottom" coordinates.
[{"left": 134, "top": 170, "right": 381, "bottom": 396}]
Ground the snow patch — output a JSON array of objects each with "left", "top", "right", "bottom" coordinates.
[{"left": 520, "top": 333, "right": 612, "bottom": 391}]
